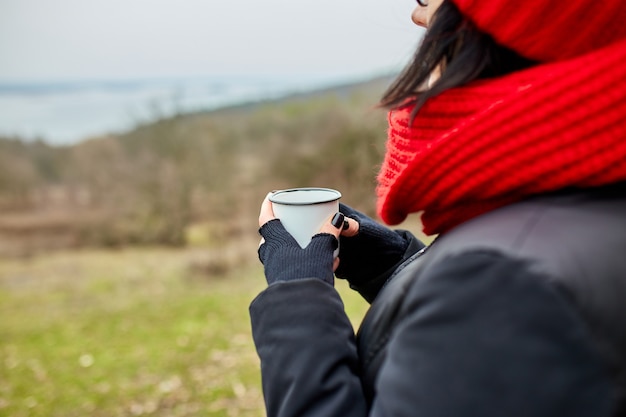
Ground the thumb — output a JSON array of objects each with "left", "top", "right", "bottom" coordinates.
[{"left": 318, "top": 212, "right": 345, "bottom": 240}]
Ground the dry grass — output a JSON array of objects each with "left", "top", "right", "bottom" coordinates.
[
  {"left": 0, "top": 74, "right": 426, "bottom": 415},
  {"left": 0, "top": 244, "right": 370, "bottom": 417}
]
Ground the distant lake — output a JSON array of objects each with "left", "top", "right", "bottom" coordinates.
[{"left": 0, "top": 76, "right": 352, "bottom": 145}]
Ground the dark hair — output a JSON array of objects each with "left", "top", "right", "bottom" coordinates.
[{"left": 380, "top": 1, "right": 537, "bottom": 118}]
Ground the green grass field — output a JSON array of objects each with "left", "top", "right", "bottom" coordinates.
[{"left": 0, "top": 247, "right": 369, "bottom": 417}]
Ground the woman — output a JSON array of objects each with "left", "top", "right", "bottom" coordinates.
[{"left": 251, "top": 0, "right": 626, "bottom": 416}]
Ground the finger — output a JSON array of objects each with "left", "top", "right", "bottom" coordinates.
[
  {"left": 318, "top": 212, "right": 345, "bottom": 240},
  {"left": 258, "top": 192, "right": 276, "bottom": 227},
  {"left": 340, "top": 217, "right": 360, "bottom": 237},
  {"left": 332, "top": 257, "right": 340, "bottom": 272}
]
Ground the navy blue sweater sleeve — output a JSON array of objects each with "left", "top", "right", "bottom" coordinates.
[
  {"left": 346, "top": 230, "right": 425, "bottom": 303},
  {"left": 250, "top": 251, "right": 615, "bottom": 417}
]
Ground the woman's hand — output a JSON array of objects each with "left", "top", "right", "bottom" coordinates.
[
  {"left": 257, "top": 192, "right": 345, "bottom": 285},
  {"left": 257, "top": 192, "right": 277, "bottom": 230},
  {"left": 340, "top": 212, "right": 360, "bottom": 239},
  {"left": 335, "top": 203, "right": 415, "bottom": 285}
]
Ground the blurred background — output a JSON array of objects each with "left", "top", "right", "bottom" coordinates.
[{"left": 0, "top": 1, "right": 425, "bottom": 415}]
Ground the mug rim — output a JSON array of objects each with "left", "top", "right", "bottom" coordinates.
[{"left": 269, "top": 187, "right": 342, "bottom": 206}]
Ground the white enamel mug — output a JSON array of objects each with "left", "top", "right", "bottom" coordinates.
[{"left": 269, "top": 187, "right": 342, "bottom": 250}]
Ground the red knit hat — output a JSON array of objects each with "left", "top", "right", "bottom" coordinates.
[
  {"left": 375, "top": 1, "right": 626, "bottom": 234},
  {"left": 451, "top": 0, "right": 626, "bottom": 61}
]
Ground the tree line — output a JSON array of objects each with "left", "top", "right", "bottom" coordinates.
[{"left": 0, "top": 76, "right": 392, "bottom": 253}]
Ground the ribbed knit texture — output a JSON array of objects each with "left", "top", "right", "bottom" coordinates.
[
  {"left": 258, "top": 219, "right": 337, "bottom": 285},
  {"left": 376, "top": 38, "right": 626, "bottom": 235},
  {"left": 335, "top": 203, "right": 409, "bottom": 285},
  {"left": 452, "top": 0, "right": 626, "bottom": 61}
]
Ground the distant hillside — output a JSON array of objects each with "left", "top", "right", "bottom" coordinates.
[{"left": 0, "top": 75, "right": 396, "bottom": 256}]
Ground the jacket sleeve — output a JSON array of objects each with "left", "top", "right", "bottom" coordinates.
[
  {"left": 249, "top": 278, "right": 368, "bottom": 417},
  {"left": 249, "top": 251, "right": 615, "bottom": 417}
]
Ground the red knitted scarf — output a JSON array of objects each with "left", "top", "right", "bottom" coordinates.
[{"left": 376, "top": 39, "right": 626, "bottom": 235}]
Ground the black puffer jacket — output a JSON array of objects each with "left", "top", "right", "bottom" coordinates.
[{"left": 250, "top": 185, "right": 626, "bottom": 417}]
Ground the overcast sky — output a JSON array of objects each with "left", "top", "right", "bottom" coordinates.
[{"left": 0, "top": 0, "right": 423, "bottom": 82}]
